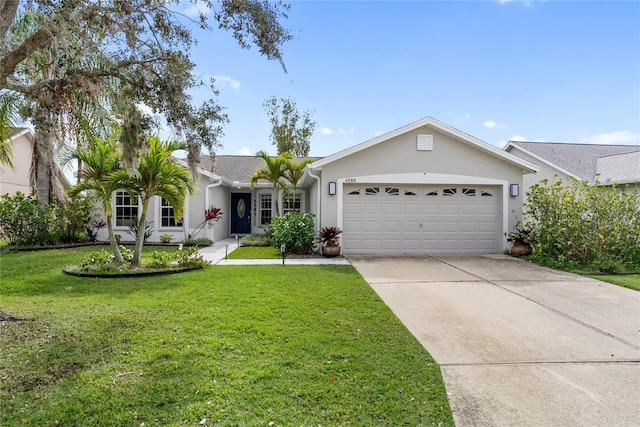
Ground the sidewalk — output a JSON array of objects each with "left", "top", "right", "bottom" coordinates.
[{"left": 198, "top": 238, "right": 350, "bottom": 265}]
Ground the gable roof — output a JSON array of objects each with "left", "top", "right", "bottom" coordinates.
[
  {"left": 198, "top": 154, "right": 320, "bottom": 186},
  {"left": 506, "top": 141, "right": 640, "bottom": 184},
  {"left": 310, "top": 116, "right": 538, "bottom": 173}
]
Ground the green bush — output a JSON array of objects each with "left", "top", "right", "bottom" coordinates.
[
  {"left": 0, "top": 192, "right": 55, "bottom": 246},
  {"left": 240, "top": 233, "right": 272, "bottom": 247},
  {"left": 182, "top": 238, "right": 213, "bottom": 247},
  {"left": 269, "top": 211, "right": 315, "bottom": 254},
  {"left": 525, "top": 178, "right": 640, "bottom": 272}
]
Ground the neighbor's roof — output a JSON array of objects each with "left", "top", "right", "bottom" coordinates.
[
  {"left": 310, "top": 116, "right": 539, "bottom": 173},
  {"left": 506, "top": 141, "right": 640, "bottom": 183}
]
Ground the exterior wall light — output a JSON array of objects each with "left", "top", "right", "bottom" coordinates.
[
  {"left": 328, "top": 182, "right": 337, "bottom": 195},
  {"left": 510, "top": 184, "right": 519, "bottom": 197}
]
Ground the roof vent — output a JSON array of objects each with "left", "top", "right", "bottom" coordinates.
[{"left": 417, "top": 134, "right": 433, "bottom": 151}]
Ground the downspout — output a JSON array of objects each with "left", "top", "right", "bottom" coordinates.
[
  {"left": 203, "top": 178, "right": 223, "bottom": 242},
  {"left": 308, "top": 167, "right": 321, "bottom": 230}
]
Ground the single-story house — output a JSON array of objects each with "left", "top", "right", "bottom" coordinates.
[
  {"left": 97, "top": 117, "right": 539, "bottom": 254},
  {"left": 0, "top": 128, "right": 70, "bottom": 198},
  {"left": 505, "top": 141, "right": 640, "bottom": 204}
]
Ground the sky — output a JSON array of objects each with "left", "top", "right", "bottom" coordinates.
[{"left": 178, "top": 0, "right": 640, "bottom": 158}]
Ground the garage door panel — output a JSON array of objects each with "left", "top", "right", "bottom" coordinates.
[{"left": 343, "top": 184, "right": 500, "bottom": 253}]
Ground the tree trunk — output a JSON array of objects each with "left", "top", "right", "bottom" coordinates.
[
  {"left": 32, "top": 123, "right": 54, "bottom": 205},
  {"left": 273, "top": 186, "right": 280, "bottom": 216},
  {"left": 106, "top": 214, "right": 124, "bottom": 263},
  {"left": 131, "top": 200, "right": 148, "bottom": 266}
]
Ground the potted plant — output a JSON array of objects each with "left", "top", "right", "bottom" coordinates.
[
  {"left": 316, "top": 226, "right": 342, "bottom": 257},
  {"left": 506, "top": 226, "right": 532, "bottom": 256}
]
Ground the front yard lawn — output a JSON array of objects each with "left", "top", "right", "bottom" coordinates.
[
  {"left": 0, "top": 248, "right": 453, "bottom": 426},
  {"left": 589, "top": 274, "right": 640, "bottom": 291}
]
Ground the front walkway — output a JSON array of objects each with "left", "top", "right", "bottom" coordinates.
[{"left": 198, "top": 238, "right": 350, "bottom": 265}]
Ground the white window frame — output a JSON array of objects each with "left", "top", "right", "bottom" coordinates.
[
  {"left": 114, "top": 190, "right": 140, "bottom": 228},
  {"left": 258, "top": 192, "right": 273, "bottom": 225},
  {"left": 282, "top": 192, "right": 304, "bottom": 214},
  {"left": 159, "top": 197, "right": 183, "bottom": 229}
]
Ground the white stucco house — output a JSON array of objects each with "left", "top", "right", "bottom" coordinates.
[
  {"left": 0, "top": 128, "right": 69, "bottom": 197},
  {"left": 97, "top": 117, "right": 539, "bottom": 254}
]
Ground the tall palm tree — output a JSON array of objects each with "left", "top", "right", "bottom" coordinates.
[
  {"left": 112, "top": 136, "right": 193, "bottom": 266},
  {"left": 0, "top": 92, "right": 22, "bottom": 169},
  {"left": 249, "top": 151, "right": 292, "bottom": 216},
  {"left": 66, "top": 136, "right": 125, "bottom": 262},
  {"left": 283, "top": 156, "right": 313, "bottom": 210}
]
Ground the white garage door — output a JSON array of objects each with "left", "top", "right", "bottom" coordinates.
[{"left": 343, "top": 184, "right": 500, "bottom": 253}]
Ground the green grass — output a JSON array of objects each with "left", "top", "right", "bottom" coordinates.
[
  {"left": 589, "top": 274, "right": 640, "bottom": 291},
  {"left": 227, "top": 246, "right": 282, "bottom": 259},
  {"left": 0, "top": 248, "right": 453, "bottom": 426}
]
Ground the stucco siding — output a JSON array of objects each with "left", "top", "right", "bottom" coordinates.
[
  {"left": 317, "top": 125, "right": 525, "bottom": 242},
  {"left": 0, "top": 134, "right": 33, "bottom": 196}
]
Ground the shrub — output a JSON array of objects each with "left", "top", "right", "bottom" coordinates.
[
  {"left": 128, "top": 221, "right": 154, "bottom": 242},
  {"left": 150, "top": 250, "right": 175, "bottom": 267},
  {"left": 159, "top": 233, "right": 173, "bottom": 243},
  {"left": 182, "top": 238, "right": 213, "bottom": 247},
  {"left": 78, "top": 246, "right": 133, "bottom": 271},
  {"left": 269, "top": 211, "right": 315, "bottom": 254},
  {"left": 525, "top": 178, "right": 640, "bottom": 272},
  {"left": 240, "top": 233, "right": 272, "bottom": 247},
  {"left": 0, "top": 192, "right": 55, "bottom": 246},
  {"left": 175, "top": 246, "right": 209, "bottom": 267}
]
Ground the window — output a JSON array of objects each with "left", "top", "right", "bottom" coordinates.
[
  {"left": 283, "top": 194, "right": 301, "bottom": 214},
  {"left": 161, "top": 198, "right": 182, "bottom": 227},
  {"left": 348, "top": 190, "right": 360, "bottom": 195},
  {"left": 385, "top": 187, "right": 399, "bottom": 196},
  {"left": 426, "top": 190, "right": 438, "bottom": 196},
  {"left": 365, "top": 187, "right": 380, "bottom": 196},
  {"left": 404, "top": 190, "right": 417, "bottom": 196},
  {"left": 443, "top": 188, "right": 457, "bottom": 196},
  {"left": 260, "top": 194, "right": 272, "bottom": 225},
  {"left": 462, "top": 188, "right": 476, "bottom": 196},
  {"left": 115, "top": 190, "right": 138, "bottom": 227},
  {"left": 481, "top": 190, "right": 494, "bottom": 197}
]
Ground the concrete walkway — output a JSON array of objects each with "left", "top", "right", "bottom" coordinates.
[
  {"left": 348, "top": 254, "right": 640, "bottom": 427},
  {"left": 198, "top": 238, "right": 350, "bottom": 265}
]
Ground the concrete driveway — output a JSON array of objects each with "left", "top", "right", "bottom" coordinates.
[{"left": 347, "top": 254, "right": 640, "bottom": 427}]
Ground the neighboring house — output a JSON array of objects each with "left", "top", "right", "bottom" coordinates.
[
  {"left": 97, "top": 117, "right": 539, "bottom": 254},
  {"left": 505, "top": 141, "right": 640, "bottom": 204},
  {"left": 0, "top": 127, "right": 70, "bottom": 197}
]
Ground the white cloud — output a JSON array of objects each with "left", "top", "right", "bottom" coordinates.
[
  {"left": 584, "top": 130, "right": 640, "bottom": 144},
  {"left": 213, "top": 75, "right": 240, "bottom": 90},
  {"left": 319, "top": 127, "right": 333, "bottom": 135},
  {"left": 509, "top": 134, "right": 527, "bottom": 142},
  {"left": 239, "top": 147, "right": 252, "bottom": 155},
  {"left": 182, "top": 1, "right": 211, "bottom": 18},
  {"left": 338, "top": 127, "right": 354, "bottom": 136},
  {"left": 483, "top": 120, "right": 507, "bottom": 129}
]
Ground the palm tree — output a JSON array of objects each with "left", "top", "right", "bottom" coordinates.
[
  {"left": 283, "top": 156, "right": 313, "bottom": 211},
  {"left": 112, "top": 136, "right": 194, "bottom": 266},
  {"left": 0, "top": 92, "right": 21, "bottom": 169},
  {"left": 249, "top": 151, "right": 292, "bottom": 217},
  {"left": 66, "top": 136, "right": 125, "bottom": 262}
]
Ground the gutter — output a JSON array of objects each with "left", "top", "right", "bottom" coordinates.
[{"left": 308, "top": 167, "right": 321, "bottom": 230}]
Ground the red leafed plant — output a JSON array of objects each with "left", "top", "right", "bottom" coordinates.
[{"left": 188, "top": 207, "right": 223, "bottom": 239}]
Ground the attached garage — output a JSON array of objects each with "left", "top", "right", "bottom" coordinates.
[
  {"left": 308, "top": 117, "right": 539, "bottom": 255},
  {"left": 342, "top": 184, "right": 501, "bottom": 253}
]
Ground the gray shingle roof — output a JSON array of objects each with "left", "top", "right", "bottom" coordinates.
[
  {"left": 509, "top": 142, "right": 640, "bottom": 183},
  {"left": 199, "top": 155, "right": 321, "bottom": 184}
]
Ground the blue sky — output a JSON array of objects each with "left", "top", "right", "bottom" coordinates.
[{"left": 182, "top": 0, "right": 640, "bottom": 157}]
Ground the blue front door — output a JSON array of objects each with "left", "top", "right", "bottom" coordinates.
[{"left": 230, "top": 193, "right": 251, "bottom": 234}]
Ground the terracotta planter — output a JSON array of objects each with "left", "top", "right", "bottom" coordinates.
[
  {"left": 322, "top": 245, "right": 341, "bottom": 257},
  {"left": 510, "top": 242, "right": 532, "bottom": 256}
]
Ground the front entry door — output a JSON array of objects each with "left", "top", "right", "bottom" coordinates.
[{"left": 230, "top": 193, "right": 251, "bottom": 234}]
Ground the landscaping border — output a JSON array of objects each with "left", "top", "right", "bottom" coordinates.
[{"left": 63, "top": 265, "right": 203, "bottom": 278}]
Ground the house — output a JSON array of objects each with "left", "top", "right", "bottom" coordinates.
[
  {"left": 0, "top": 128, "right": 70, "bottom": 198},
  {"left": 505, "top": 141, "right": 640, "bottom": 204},
  {"left": 97, "top": 117, "right": 539, "bottom": 254}
]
